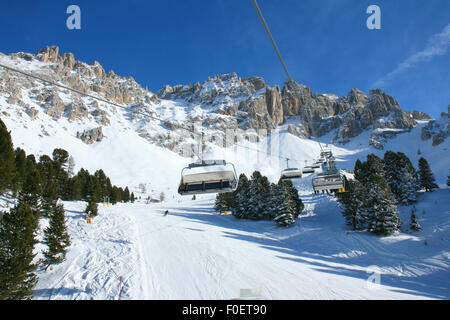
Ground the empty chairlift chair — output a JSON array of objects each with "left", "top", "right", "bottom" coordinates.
[
  {"left": 302, "top": 166, "right": 315, "bottom": 174},
  {"left": 280, "top": 167, "right": 302, "bottom": 180},
  {"left": 311, "top": 162, "right": 321, "bottom": 169},
  {"left": 311, "top": 156, "right": 345, "bottom": 194},
  {"left": 178, "top": 160, "right": 239, "bottom": 195}
]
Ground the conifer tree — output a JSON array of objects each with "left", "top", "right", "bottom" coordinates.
[
  {"left": 0, "top": 203, "right": 38, "bottom": 299},
  {"left": 447, "top": 169, "right": 450, "bottom": 187},
  {"left": 42, "top": 202, "right": 71, "bottom": 268},
  {"left": 397, "top": 167, "right": 418, "bottom": 204},
  {"left": 272, "top": 181, "right": 297, "bottom": 226},
  {"left": 18, "top": 167, "right": 42, "bottom": 218},
  {"left": 418, "top": 157, "right": 438, "bottom": 192},
  {"left": 123, "top": 187, "right": 130, "bottom": 203},
  {"left": 410, "top": 206, "right": 421, "bottom": 231},
  {"left": 130, "top": 192, "right": 135, "bottom": 203},
  {"left": 283, "top": 179, "right": 304, "bottom": 217},
  {"left": 340, "top": 179, "right": 366, "bottom": 230},
  {"left": 85, "top": 197, "right": 98, "bottom": 217},
  {"left": 0, "top": 118, "right": 15, "bottom": 193},
  {"left": 215, "top": 193, "right": 230, "bottom": 213},
  {"left": 365, "top": 175, "right": 401, "bottom": 235},
  {"left": 11, "top": 148, "right": 27, "bottom": 193},
  {"left": 232, "top": 174, "right": 250, "bottom": 219}
]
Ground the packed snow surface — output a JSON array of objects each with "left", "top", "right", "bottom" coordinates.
[{"left": 31, "top": 186, "right": 450, "bottom": 300}]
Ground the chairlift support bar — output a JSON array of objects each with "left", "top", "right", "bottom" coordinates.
[{"left": 251, "top": 0, "right": 292, "bottom": 81}]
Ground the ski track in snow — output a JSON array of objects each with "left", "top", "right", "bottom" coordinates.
[{"left": 31, "top": 187, "right": 450, "bottom": 300}]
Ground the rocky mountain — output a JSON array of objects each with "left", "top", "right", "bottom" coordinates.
[{"left": 0, "top": 46, "right": 447, "bottom": 156}]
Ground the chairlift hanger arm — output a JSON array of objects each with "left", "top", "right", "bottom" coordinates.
[{"left": 251, "top": 0, "right": 292, "bottom": 81}]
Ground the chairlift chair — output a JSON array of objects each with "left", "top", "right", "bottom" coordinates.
[
  {"left": 312, "top": 155, "right": 345, "bottom": 193},
  {"left": 280, "top": 167, "right": 302, "bottom": 180},
  {"left": 302, "top": 166, "right": 315, "bottom": 174},
  {"left": 178, "top": 160, "right": 239, "bottom": 195},
  {"left": 312, "top": 172, "right": 345, "bottom": 193}
]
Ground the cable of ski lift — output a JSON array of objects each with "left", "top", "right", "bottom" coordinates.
[
  {"left": 0, "top": 62, "right": 162, "bottom": 122},
  {"left": 0, "top": 63, "right": 308, "bottom": 166},
  {"left": 251, "top": 0, "right": 292, "bottom": 81}
]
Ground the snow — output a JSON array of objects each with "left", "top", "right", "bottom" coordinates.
[
  {"left": 1, "top": 51, "right": 449, "bottom": 300},
  {"left": 31, "top": 188, "right": 450, "bottom": 300}
]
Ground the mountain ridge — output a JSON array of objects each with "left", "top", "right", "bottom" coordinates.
[{"left": 0, "top": 45, "right": 447, "bottom": 155}]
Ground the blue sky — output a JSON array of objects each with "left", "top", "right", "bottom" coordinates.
[{"left": 0, "top": 0, "right": 449, "bottom": 117}]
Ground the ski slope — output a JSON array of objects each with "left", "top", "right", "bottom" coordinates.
[{"left": 32, "top": 187, "right": 450, "bottom": 300}]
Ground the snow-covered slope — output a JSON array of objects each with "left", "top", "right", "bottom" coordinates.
[
  {"left": 32, "top": 189, "right": 450, "bottom": 300},
  {"left": 1, "top": 47, "right": 449, "bottom": 300}
]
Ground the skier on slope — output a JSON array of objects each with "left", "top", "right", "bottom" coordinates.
[{"left": 164, "top": 210, "right": 169, "bottom": 216}]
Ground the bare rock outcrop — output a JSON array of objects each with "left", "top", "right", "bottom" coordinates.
[{"left": 76, "top": 127, "right": 104, "bottom": 144}]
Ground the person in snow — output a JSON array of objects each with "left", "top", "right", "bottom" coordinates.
[{"left": 164, "top": 210, "right": 169, "bottom": 216}]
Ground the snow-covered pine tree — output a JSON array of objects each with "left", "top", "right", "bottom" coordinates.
[
  {"left": 383, "top": 151, "right": 401, "bottom": 198},
  {"left": 410, "top": 206, "right": 421, "bottom": 231},
  {"left": 382, "top": 151, "right": 418, "bottom": 204},
  {"left": 365, "top": 175, "right": 401, "bottom": 235},
  {"left": 447, "top": 169, "right": 450, "bottom": 187},
  {"left": 282, "top": 179, "right": 304, "bottom": 218},
  {"left": 397, "top": 167, "right": 418, "bottom": 204},
  {"left": 0, "top": 203, "right": 38, "bottom": 299},
  {"left": 355, "top": 154, "right": 385, "bottom": 185},
  {"left": 246, "top": 171, "right": 271, "bottom": 219},
  {"left": 340, "top": 179, "right": 367, "bottom": 230},
  {"left": 273, "top": 181, "right": 297, "bottom": 227},
  {"left": 215, "top": 192, "right": 231, "bottom": 213},
  {"left": 67, "top": 156, "right": 75, "bottom": 178},
  {"left": 418, "top": 157, "right": 438, "bottom": 192},
  {"left": 42, "top": 201, "right": 71, "bottom": 268},
  {"left": 397, "top": 152, "right": 420, "bottom": 192},
  {"left": 232, "top": 174, "right": 250, "bottom": 219}
]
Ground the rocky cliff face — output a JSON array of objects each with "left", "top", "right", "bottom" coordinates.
[{"left": 0, "top": 46, "right": 441, "bottom": 155}]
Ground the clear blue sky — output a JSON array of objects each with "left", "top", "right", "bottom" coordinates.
[{"left": 1, "top": 0, "right": 449, "bottom": 117}]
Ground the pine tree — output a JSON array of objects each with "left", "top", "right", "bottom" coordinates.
[
  {"left": 418, "top": 157, "right": 438, "bottom": 192},
  {"left": 42, "top": 202, "right": 71, "bottom": 268},
  {"left": 383, "top": 151, "right": 401, "bottom": 199},
  {"left": 340, "top": 179, "right": 366, "bottom": 230},
  {"left": 410, "top": 206, "right": 421, "bottom": 231},
  {"left": 0, "top": 118, "right": 16, "bottom": 193},
  {"left": 447, "top": 169, "right": 450, "bottom": 187},
  {"left": 18, "top": 167, "right": 42, "bottom": 218},
  {"left": 110, "top": 186, "right": 121, "bottom": 204},
  {"left": 11, "top": 147, "right": 27, "bottom": 193},
  {"left": 365, "top": 175, "right": 401, "bottom": 235},
  {"left": 123, "top": 187, "right": 130, "bottom": 203},
  {"left": 85, "top": 197, "right": 98, "bottom": 217},
  {"left": 232, "top": 174, "right": 250, "bottom": 219},
  {"left": 67, "top": 156, "right": 75, "bottom": 178},
  {"left": 52, "top": 148, "right": 70, "bottom": 198},
  {"left": 130, "top": 192, "right": 135, "bottom": 203},
  {"left": 40, "top": 178, "right": 58, "bottom": 218},
  {"left": 272, "top": 181, "right": 297, "bottom": 227},
  {"left": 397, "top": 167, "right": 417, "bottom": 204},
  {"left": 283, "top": 179, "right": 304, "bottom": 217},
  {"left": 0, "top": 203, "right": 38, "bottom": 299},
  {"left": 215, "top": 193, "right": 229, "bottom": 213}
]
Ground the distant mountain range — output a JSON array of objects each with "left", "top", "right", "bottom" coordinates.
[{"left": 0, "top": 46, "right": 448, "bottom": 156}]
